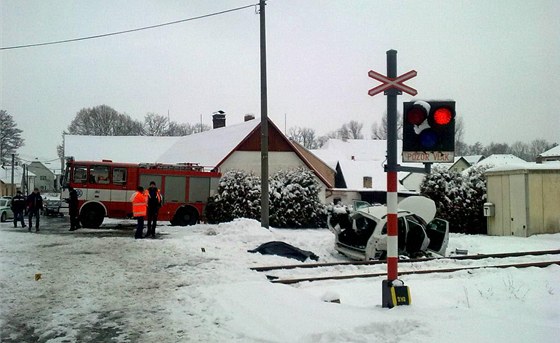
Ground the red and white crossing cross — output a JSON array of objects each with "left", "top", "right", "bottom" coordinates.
[{"left": 368, "top": 69, "right": 418, "bottom": 96}]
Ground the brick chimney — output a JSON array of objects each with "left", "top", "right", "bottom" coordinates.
[
  {"left": 244, "top": 114, "right": 255, "bottom": 122},
  {"left": 212, "top": 111, "right": 226, "bottom": 129}
]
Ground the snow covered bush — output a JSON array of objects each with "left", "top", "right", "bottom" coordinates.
[
  {"left": 420, "top": 165, "right": 488, "bottom": 234},
  {"left": 205, "top": 170, "right": 261, "bottom": 224},
  {"left": 269, "top": 168, "right": 326, "bottom": 228},
  {"left": 205, "top": 168, "right": 326, "bottom": 228}
]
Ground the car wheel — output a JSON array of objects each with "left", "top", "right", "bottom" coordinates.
[{"left": 0, "top": 212, "right": 6, "bottom": 222}]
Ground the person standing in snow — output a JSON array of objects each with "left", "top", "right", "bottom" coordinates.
[
  {"left": 27, "top": 188, "right": 43, "bottom": 232},
  {"left": 11, "top": 190, "right": 27, "bottom": 228},
  {"left": 130, "top": 186, "right": 147, "bottom": 239},
  {"left": 145, "top": 181, "right": 162, "bottom": 239},
  {"left": 67, "top": 186, "right": 81, "bottom": 231}
]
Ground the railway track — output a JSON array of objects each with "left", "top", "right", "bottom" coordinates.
[{"left": 250, "top": 249, "right": 560, "bottom": 284}]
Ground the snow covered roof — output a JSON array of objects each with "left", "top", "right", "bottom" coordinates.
[
  {"left": 64, "top": 120, "right": 260, "bottom": 166},
  {"left": 312, "top": 139, "right": 389, "bottom": 164},
  {"left": 311, "top": 139, "right": 422, "bottom": 192},
  {"left": 485, "top": 161, "right": 560, "bottom": 174},
  {"left": 539, "top": 145, "right": 560, "bottom": 157},
  {"left": 0, "top": 166, "right": 35, "bottom": 185},
  {"left": 336, "top": 160, "right": 412, "bottom": 192},
  {"left": 462, "top": 155, "right": 485, "bottom": 165},
  {"left": 158, "top": 120, "right": 259, "bottom": 166},
  {"left": 64, "top": 135, "right": 181, "bottom": 164},
  {"left": 463, "top": 154, "right": 527, "bottom": 174}
]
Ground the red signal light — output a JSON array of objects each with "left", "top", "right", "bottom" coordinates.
[
  {"left": 406, "top": 107, "right": 426, "bottom": 126},
  {"left": 433, "top": 107, "right": 453, "bottom": 125}
]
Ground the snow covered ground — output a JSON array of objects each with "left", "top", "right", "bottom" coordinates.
[{"left": 1, "top": 217, "right": 559, "bottom": 342}]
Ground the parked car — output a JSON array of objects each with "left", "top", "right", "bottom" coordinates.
[
  {"left": 327, "top": 196, "right": 449, "bottom": 260},
  {"left": 43, "top": 194, "right": 63, "bottom": 217},
  {"left": 0, "top": 198, "right": 14, "bottom": 222}
]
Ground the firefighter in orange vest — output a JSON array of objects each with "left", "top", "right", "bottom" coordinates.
[{"left": 130, "top": 186, "right": 147, "bottom": 239}]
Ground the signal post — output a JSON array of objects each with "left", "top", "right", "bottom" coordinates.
[{"left": 368, "top": 50, "right": 455, "bottom": 308}]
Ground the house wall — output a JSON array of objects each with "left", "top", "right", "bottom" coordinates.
[
  {"left": 27, "top": 162, "right": 55, "bottom": 192},
  {"left": 486, "top": 169, "right": 560, "bottom": 236},
  {"left": 325, "top": 189, "right": 362, "bottom": 205},
  {"left": 220, "top": 151, "right": 328, "bottom": 201}
]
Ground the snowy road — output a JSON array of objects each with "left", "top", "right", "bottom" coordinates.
[{"left": 0, "top": 217, "right": 258, "bottom": 342}]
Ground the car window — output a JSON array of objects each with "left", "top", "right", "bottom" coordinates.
[
  {"left": 381, "top": 217, "right": 406, "bottom": 235},
  {"left": 0, "top": 200, "right": 7, "bottom": 207}
]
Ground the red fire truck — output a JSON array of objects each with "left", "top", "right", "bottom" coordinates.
[{"left": 61, "top": 158, "right": 221, "bottom": 228}]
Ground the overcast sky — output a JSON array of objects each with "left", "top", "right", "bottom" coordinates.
[{"left": 1, "top": 0, "right": 559, "bottom": 164}]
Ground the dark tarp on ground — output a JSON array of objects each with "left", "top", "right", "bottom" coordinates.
[{"left": 248, "top": 241, "right": 319, "bottom": 262}]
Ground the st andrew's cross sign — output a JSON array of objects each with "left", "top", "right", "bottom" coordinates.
[{"left": 368, "top": 69, "right": 417, "bottom": 96}]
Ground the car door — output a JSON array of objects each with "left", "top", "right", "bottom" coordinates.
[{"left": 425, "top": 218, "right": 449, "bottom": 256}]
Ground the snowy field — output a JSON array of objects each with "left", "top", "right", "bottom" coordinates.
[{"left": 1, "top": 217, "right": 559, "bottom": 342}]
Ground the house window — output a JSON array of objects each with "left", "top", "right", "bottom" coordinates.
[{"left": 40, "top": 176, "right": 47, "bottom": 181}]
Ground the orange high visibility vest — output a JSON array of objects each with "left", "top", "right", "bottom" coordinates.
[
  {"left": 131, "top": 191, "right": 147, "bottom": 217},
  {"left": 145, "top": 188, "right": 162, "bottom": 204}
]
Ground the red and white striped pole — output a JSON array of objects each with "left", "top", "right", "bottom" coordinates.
[
  {"left": 382, "top": 50, "right": 401, "bottom": 307},
  {"left": 386, "top": 171, "right": 398, "bottom": 281}
]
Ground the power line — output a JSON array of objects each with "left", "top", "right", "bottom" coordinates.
[{"left": 1, "top": 3, "right": 258, "bottom": 51}]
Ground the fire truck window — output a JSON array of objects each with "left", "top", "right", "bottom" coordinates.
[
  {"left": 90, "top": 165, "right": 110, "bottom": 184},
  {"left": 73, "top": 166, "right": 87, "bottom": 183},
  {"left": 189, "top": 177, "right": 210, "bottom": 202},
  {"left": 165, "top": 176, "right": 186, "bottom": 202},
  {"left": 113, "top": 168, "right": 127, "bottom": 185}
]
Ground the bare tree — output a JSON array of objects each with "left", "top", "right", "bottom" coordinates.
[
  {"left": 144, "top": 113, "right": 169, "bottom": 136},
  {"left": 166, "top": 122, "right": 209, "bottom": 136},
  {"left": 371, "top": 111, "right": 402, "bottom": 139},
  {"left": 67, "top": 105, "right": 144, "bottom": 136},
  {"left": 0, "top": 110, "right": 25, "bottom": 165},
  {"left": 342, "top": 120, "right": 364, "bottom": 139},
  {"left": 528, "top": 139, "right": 557, "bottom": 161},
  {"left": 287, "top": 127, "right": 321, "bottom": 149},
  {"left": 509, "top": 141, "right": 531, "bottom": 161}
]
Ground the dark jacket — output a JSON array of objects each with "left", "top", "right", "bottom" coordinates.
[
  {"left": 27, "top": 192, "right": 44, "bottom": 211},
  {"left": 146, "top": 187, "right": 162, "bottom": 209},
  {"left": 67, "top": 189, "right": 79, "bottom": 211},
  {"left": 11, "top": 194, "right": 27, "bottom": 212}
]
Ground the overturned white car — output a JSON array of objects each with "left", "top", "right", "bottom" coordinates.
[{"left": 327, "top": 197, "right": 449, "bottom": 260}]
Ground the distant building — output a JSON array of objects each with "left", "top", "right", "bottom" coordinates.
[
  {"left": 536, "top": 145, "right": 560, "bottom": 163},
  {"left": 26, "top": 161, "right": 56, "bottom": 192},
  {"left": 310, "top": 139, "right": 421, "bottom": 204},
  {"left": 0, "top": 166, "right": 36, "bottom": 196}
]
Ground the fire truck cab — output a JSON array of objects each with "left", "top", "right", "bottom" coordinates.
[{"left": 62, "top": 158, "right": 221, "bottom": 228}]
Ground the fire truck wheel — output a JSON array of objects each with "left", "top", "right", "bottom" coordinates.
[
  {"left": 172, "top": 206, "right": 199, "bottom": 226},
  {"left": 79, "top": 204, "right": 105, "bottom": 228}
]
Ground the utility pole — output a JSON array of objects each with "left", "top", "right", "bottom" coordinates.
[
  {"left": 259, "top": 0, "right": 269, "bottom": 228},
  {"left": 11, "top": 154, "right": 15, "bottom": 195}
]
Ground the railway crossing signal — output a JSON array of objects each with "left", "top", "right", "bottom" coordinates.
[{"left": 402, "top": 100, "right": 456, "bottom": 163}]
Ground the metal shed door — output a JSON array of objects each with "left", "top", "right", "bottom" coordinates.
[{"left": 509, "top": 174, "right": 528, "bottom": 237}]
